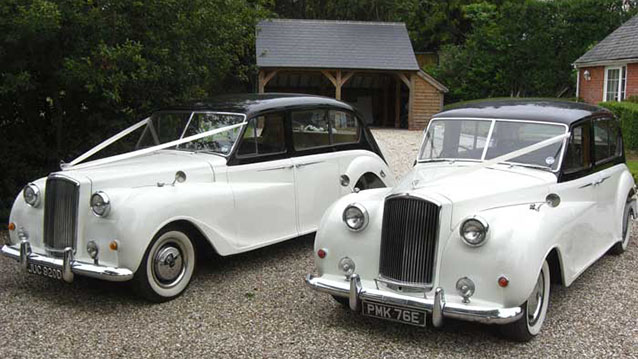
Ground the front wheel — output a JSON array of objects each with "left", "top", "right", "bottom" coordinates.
[
  {"left": 499, "top": 260, "right": 550, "bottom": 342},
  {"left": 609, "top": 202, "right": 633, "bottom": 255},
  {"left": 132, "top": 227, "right": 196, "bottom": 302}
]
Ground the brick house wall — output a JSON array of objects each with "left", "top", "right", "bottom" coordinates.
[
  {"left": 579, "top": 63, "right": 638, "bottom": 104},
  {"left": 627, "top": 63, "right": 638, "bottom": 99},
  {"left": 578, "top": 66, "right": 605, "bottom": 104}
]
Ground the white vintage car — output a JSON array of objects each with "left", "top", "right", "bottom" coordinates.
[
  {"left": 2, "top": 94, "right": 394, "bottom": 301},
  {"left": 306, "top": 100, "right": 636, "bottom": 341}
]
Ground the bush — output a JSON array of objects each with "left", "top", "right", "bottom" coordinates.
[{"left": 599, "top": 101, "right": 638, "bottom": 150}]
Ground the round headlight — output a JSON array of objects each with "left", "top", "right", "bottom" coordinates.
[
  {"left": 460, "top": 216, "right": 489, "bottom": 246},
  {"left": 91, "top": 192, "right": 111, "bottom": 217},
  {"left": 342, "top": 203, "right": 368, "bottom": 231},
  {"left": 23, "top": 183, "right": 41, "bottom": 207}
]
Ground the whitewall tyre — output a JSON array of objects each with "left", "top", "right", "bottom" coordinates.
[
  {"left": 499, "top": 260, "right": 550, "bottom": 342},
  {"left": 133, "top": 227, "right": 196, "bottom": 302},
  {"left": 610, "top": 203, "right": 633, "bottom": 255}
]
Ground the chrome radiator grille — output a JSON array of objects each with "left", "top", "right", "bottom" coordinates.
[
  {"left": 379, "top": 195, "right": 439, "bottom": 285},
  {"left": 43, "top": 176, "right": 80, "bottom": 252}
]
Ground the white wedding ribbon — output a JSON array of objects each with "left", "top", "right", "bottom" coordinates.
[
  {"left": 413, "top": 132, "right": 571, "bottom": 187},
  {"left": 62, "top": 121, "right": 246, "bottom": 171}
]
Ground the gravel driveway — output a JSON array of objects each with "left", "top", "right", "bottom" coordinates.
[{"left": 1, "top": 129, "right": 637, "bottom": 358}]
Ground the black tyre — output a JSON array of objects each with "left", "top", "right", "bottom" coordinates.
[
  {"left": 499, "top": 260, "right": 550, "bottom": 342},
  {"left": 332, "top": 295, "right": 349, "bottom": 307},
  {"left": 132, "top": 226, "right": 196, "bottom": 302},
  {"left": 609, "top": 202, "right": 633, "bottom": 255}
]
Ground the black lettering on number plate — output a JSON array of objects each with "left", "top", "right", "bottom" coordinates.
[{"left": 362, "top": 301, "right": 426, "bottom": 327}]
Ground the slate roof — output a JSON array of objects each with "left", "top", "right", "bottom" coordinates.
[
  {"left": 574, "top": 15, "right": 638, "bottom": 65},
  {"left": 256, "top": 19, "right": 419, "bottom": 71}
]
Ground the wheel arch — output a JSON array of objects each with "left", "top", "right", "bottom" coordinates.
[
  {"left": 158, "top": 219, "right": 219, "bottom": 258},
  {"left": 545, "top": 247, "right": 565, "bottom": 286}
]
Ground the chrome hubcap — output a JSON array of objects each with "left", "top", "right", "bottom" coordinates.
[
  {"left": 527, "top": 270, "right": 544, "bottom": 326},
  {"left": 153, "top": 244, "right": 185, "bottom": 288}
]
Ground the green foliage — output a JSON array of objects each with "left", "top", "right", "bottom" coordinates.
[
  {"left": 599, "top": 101, "right": 638, "bottom": 151},
  {"left": 0, "top": 0, "right": 271, "bottom": 220},
  {"left": 432, "top": 0, "right": 637, "bottom": 103},
  {"left": 625, "top": 160, "right": 638, "bottom": 183}
]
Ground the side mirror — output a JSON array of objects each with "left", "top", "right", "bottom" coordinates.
[{"left": 172, "top": 171, "right": 187, "bottom": 186}]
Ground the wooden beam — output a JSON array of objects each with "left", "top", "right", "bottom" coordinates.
[
  {"left": 263, "top": 70, "right": 279, "bottom": 87},
  {"left": 321, "top": 70, "right": 338, "bottom": 87},
  {"left": 397, "top": 73, "right": 411, "bottom": 89},
  {"left": 341, "top": 71, "right": 355, "bottom": 86},
  {"left": 383, "top": 81, "right": 389, "bottom": 126}
]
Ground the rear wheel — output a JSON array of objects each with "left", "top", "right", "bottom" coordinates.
[
  {"left": 610, "top": 202, "right": 633, "bottom": 255},
  {"left": 132, "top": 226, "right": 196, "bottom": 302},
  {"left": 499, "top": 260, "right": 550, "bottom": 342}
]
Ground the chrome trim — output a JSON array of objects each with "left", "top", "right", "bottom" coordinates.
[
  {"left": 44, "top": 175, "right": 81, "bottom": 253},
  {"left": 258, "top": 165, "right": 294, "bottom": 172},
  {"left": 2, "top": 242, "right": 133, "bottom": 282},
  {"left": 459, "top": 215, "right": 489, "bottom": 247},
  {"left": 91, "top": 191, "right": 111, "bottom": 217},
  {"left": 375, "top": 275, "right": 431, "bottom": 291},
  {"left": 306, "top": 274, "right": 524, "bottom": 325},
  {"left": 23, "top": 183, "right": 41, "bottom": 207},
  {"left": 349, "top": 273, "right": 361, "bottom": 311},
  {"left": 342, "top": 203, "right": 369, "bottom": 232},
  {"left": 295, "top": 161, "right": 324, "bottom": 169}
]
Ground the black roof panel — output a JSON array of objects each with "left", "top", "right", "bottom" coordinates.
[
  {"left": 161, "top": 93, "right": 355, "bottom": 117},
  {"left": 434, "top": 99, "right": 611, "bottom": 125}
]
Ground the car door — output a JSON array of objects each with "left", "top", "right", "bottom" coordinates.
[
  {"left": 552, "top": 119, "right": 600, "bottom": 279},
  {"left": 591, "top": 117, "right": 624, "bottom": 248},
  {"left": 290, "top": 108, "right": 341, "bottom": 235},
  {"left": 226, "top": 112, "right": 298, "bottom": 249}
]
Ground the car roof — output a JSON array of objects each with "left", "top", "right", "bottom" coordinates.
[
  {"left": 159, "top": 93, "right": 355, "bottom": 117},
  {"left": 433, "top": 99, "right": 611, "bottom": 125}
]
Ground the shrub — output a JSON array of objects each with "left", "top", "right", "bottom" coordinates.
[{"left": 599, "top": 101, "right": 638, "bottom": 150}]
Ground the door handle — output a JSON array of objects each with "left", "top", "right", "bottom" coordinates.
[{"left": 294, "top": 161, "right": 323, "bottom": 169}]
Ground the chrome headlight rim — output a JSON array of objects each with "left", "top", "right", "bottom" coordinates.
[
  {"left": 342, "top": 203, "right": 369, "bottom": 232},
  {"left": 460, "top": 215, "right": 489, "bottom": 247},
  {"left": 23, "top": 183, "right": 41, "bottom": 207},
  {"left": 91, "top": 191, "right": 111, "bottom": 217}
]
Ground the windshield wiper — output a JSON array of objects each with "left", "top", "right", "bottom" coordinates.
[{"left": 498, "top": 162, "right": 553, "bottom": 172}]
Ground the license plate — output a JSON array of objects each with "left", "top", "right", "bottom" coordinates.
[
  {"left": 362, "top": 301, "right": 426, "bottom": 327},
  {"left": 27, "top": 263, "right": 63, "bottom": 280}
]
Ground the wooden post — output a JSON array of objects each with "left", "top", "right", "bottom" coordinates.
[
  {"left": 258, "top": 70, "right": 265, "bottom": 93},
  {"left": 336, "top": 70, "right": 342, "bottom": 100},
  {"left": 408, "top": 73, "right": 415, "bottom": 130},
  {"left": 395, "top": 78, "right": 401, "bottom": 128},
  {"left": 383, "top": 81, "right": 389, "bottom": 126}
]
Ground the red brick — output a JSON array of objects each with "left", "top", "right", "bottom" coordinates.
[{"left": 578, "top": 66, "right": 604, "bottom": 104}]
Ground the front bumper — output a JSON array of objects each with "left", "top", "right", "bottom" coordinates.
[
  {"left": 306, "top": 273, "right": 523, "bottom": 327},
  {"left": 1, "top": 240, "right": 134, "bottom": 283}
]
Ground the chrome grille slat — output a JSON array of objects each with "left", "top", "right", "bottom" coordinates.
[
  {"left": 379, "top": 195, "right": 439, "bottom": 285},
  {"left": 43, "top": 177, "right": 80, "bottom": 254}
]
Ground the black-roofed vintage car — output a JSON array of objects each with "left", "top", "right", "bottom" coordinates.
[
  {"left": 3, "top": 94, "right": 394, "bottom": 301},
  {"left": 306, "top": 99, "right": 636, "bottom": 341}
]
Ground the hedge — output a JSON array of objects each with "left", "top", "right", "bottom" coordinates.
[{"left": 599, "top": 101, "right": 638, "bottom": 151}]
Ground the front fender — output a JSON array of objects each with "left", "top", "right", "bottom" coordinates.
[
  {"left": 342, "top": 154, "right": 395, "bottom": 194},
  {"left": 91, "top": 182, "right": 237, "bottom": 273},
  {"left": 438, "top": 204, "right": 556, "bottom": 308}
]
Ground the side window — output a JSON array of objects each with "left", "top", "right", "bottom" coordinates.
[
  {"left": 593, "top": 117, "right": 621, "bottom": 164},
  {"left": 563, "top": 122, "right": 591, "bottom": 174},
  {"left": 236, "top": 112, "right": 286, "bottom": 157},
  {"left": 329, "top": 110, "right": 360, "bottom": 144},
  {"left": 291, "top": 110, "right": 330, "bottom": 150}
]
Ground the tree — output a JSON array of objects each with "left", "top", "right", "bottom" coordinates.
[
  {"left": 0, "top": 0, "right": 270, "bottom": 220},
  {"left": 432, "top": 0, "right": 638, "bottom": 103}
]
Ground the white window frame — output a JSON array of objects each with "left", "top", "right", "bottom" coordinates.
[{"left": 603, "top": 65, "right": 627, "bottom": 102}]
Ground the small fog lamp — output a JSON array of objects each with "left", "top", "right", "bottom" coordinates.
[
  {"left": 342, "top": 203, "right": 368, "bottom": 231},
  {"left": 456, "top": 277, "right": 475, "bottom": 303},
  {"left": 460, "top": 216, "right": 488, "bottom": 247},
  {"left": 91, "top": 191, "right": 111, "bottom": 217},
  {"left": 338, "top": 257, "right": 356, "bottom": 277},
  {"left": 86, "top": 240, "right": 99, "bottom": 259}
]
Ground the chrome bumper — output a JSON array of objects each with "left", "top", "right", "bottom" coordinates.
[
  {"left": 1, "top": 240, "right": 134, "bottom": 283},
  {"left": 305, "top": 273, "right": 523, "bottom": 327}
]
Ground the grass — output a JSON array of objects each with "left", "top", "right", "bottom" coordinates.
[{"left": 626, "top": 160, "right": 638, "bottom": 181}]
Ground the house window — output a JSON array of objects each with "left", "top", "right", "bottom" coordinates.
[{"left": 604, "top": 66, "right": 627, "bottom": 101}]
